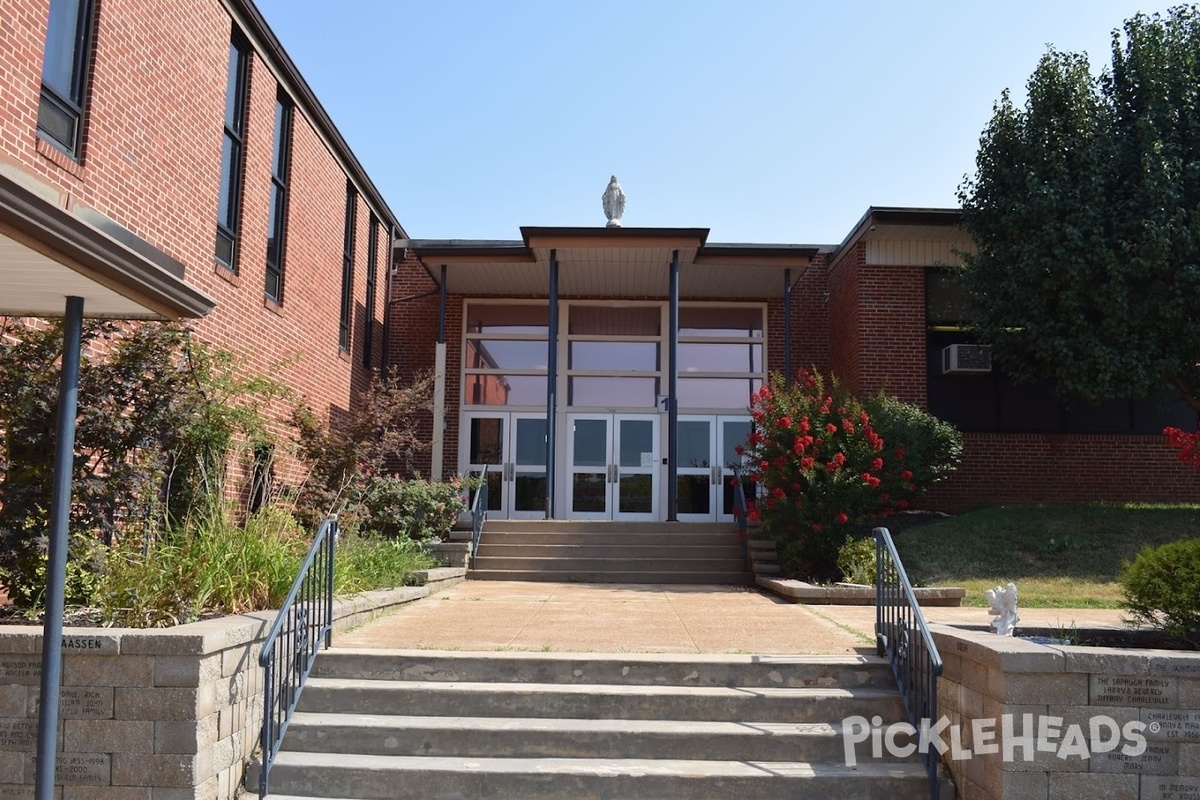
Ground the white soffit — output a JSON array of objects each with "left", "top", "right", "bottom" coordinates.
[{"left": 0, "top": 231, "right": 170, "bottom": 318}]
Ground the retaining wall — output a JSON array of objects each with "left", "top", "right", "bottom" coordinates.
[
  {"left": 0, "top": 570, "right": 460, "bottom": 799},
  {"left": 930, "top": 625, "right": 1200, "bottom": 800}
]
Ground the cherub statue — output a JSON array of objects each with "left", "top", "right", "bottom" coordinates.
[
  {"left": 986, "top": 582, "right": 1020, "bottom": 636},
  {"left": 602, "top": 175, "right": 626, "bottom": 227}
]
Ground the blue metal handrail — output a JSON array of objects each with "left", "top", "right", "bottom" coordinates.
[
  {"left": 731, "top": 466, "right": 751, "bottom": 570},
  {"left": 469, "top": 465, "right": 489, "bottom": 569},
  {"left": 258, "top": 515, "right": 338, "bottom": 799},
  {"left": 875, "top": 526, "right": 943, "bottom": 800},
  {"left": 731, "top": 466, "right": 749, "bottom": 538}
]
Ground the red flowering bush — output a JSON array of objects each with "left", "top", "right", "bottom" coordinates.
[
  {"left": 741, "top": 369, "right": 962, "bottom": 580},
  {"left": 1164, "top": 427, "right": 1200, "bottom": 470}
]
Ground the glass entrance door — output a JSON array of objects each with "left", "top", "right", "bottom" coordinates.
[
  {"left": 676, "top": 415, "right": 753, "bottom": 522},
  {"left": 567, "top": 414, "right": 659, "bottom": 520},
  {"left": 462, "top": 412, "right": 548, "bottom": 519}
]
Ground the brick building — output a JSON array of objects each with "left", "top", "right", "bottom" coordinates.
[
  {"left": 391, "top": 209, "right": 1200, "bottom": 515},
  {"left": 2, "top": 0, "right": 1195, "bottom": 521},
  {"left": 0, "top": 0, "right": 396, "bottom": 490}
]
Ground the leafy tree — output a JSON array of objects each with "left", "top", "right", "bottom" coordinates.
[
  {"left": 958, "top": 6, "right": 1200, "bottom": 410},
  {"left": 0, "top": 320, "right": 287, "bottom": 609},
  {"left": 291, "top": 370, "right": 435, "bottom": 529}
]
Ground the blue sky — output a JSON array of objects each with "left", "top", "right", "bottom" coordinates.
[{"left": 253, "top": 0, "right": 1179, "bottom": 244}]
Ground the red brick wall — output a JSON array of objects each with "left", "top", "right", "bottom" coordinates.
[
  {"left": 793, "top": 253, "right": 830, "bottom": 375},
  {"left": 928, "top": 433, "right": 1200, "bottom": 512},
  {"left": 0, "top": 0, "right": 387, "bottom": 490},
  {"left": 825, "top": 247, "right": 925, "bottom": 405},
  {"left": 827, "top": 243, "right": 863, "bottom": 390},
  {"left": 766, "top": 256, "right": 829, "bottom": 381}
]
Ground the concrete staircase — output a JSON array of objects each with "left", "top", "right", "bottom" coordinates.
[
  {"left": 465, "top": 520, "right": 752, "bottom": 584},
  {"left": 251, "top": 649, "right": 930, "bottom": 799}
]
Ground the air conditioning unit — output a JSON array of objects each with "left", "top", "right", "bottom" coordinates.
[{"left": 942, "top": 344, "right": 992, "bottom": 375}]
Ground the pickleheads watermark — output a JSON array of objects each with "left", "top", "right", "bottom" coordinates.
[{"left": 842, "top": 714, "right": 1148, "bottom": 766}]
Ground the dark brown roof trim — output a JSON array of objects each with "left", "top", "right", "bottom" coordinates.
[
  {"left": 227, "top": 0, "right": 403, "bottom": 237},
  {"left": 0, "top": 174, "right": 216, "bottom": 319},
  {"left": 699, "top": 244, "right": 821, "bottom": 259},
  {"left": 519, "top": 226, "right": 711, "bottom": 247}
]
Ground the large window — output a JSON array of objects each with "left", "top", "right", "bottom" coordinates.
[
  {"left": 38, "top": 0, "right": 95, "bottom": 157},
  {"left": 264, "top": 91, "right": 292, "bottom": 302},
  {"left": 339, "top": 183, "right": 357, "bottom": 352},
  {"left": 925, "top": 269, "right": 1196, "bottom": 433},
  {"left": 216, "top": 31, "right": 250, "bottom": 269},
  {"left": 566, "top": 304, "right": 661, "bottom": 409},
  {"left": 463, "top": 302, "right": 549, "bottom": 406},
  {"left": 362, "top": 215, "right": 379, "bottom": 367},
  {"left": 461, "top": 301, "right": 766, "bottom": 410},
  {"left": 676, "top": 305, "right": 764, "bottom": 411}
]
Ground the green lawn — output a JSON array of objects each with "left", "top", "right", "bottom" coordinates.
[{"left": 889, "top": 503, "right": 1200, "bottom": 608}]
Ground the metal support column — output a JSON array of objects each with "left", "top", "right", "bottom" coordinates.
[
  {"left": 784, "top": 268, "right": 793, "bottom": 384},
  {"left": 430, "top": 265, "right": 448, "bottom": 480},
  {"left": 545, "top": 250, "right": 559, "bottom": 518},
  {"left": 36, "top": 295, "right": 84, "bottom": 800},
  {"left": 667, "top": 250, "right": 679, "bottom": 522}
]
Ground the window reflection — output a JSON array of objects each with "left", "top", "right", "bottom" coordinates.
[
  {"left": 678, "top": 421, "right": 711, "bottom": 467},
  {"left": 678, "top": 378, "right": 760, "bottom": 409},
  {"left": 569, "top": 305, "right": 661, "bottom": 336},
  {"left": 679, "top": 343, "right": 761, "bottom": 373},
  {"left": 464, "top": 374, "right": 547, "bottom": 405},
  {"left": 466, "top": 340, "right": 549, "bottom": 371},
  {"left": 569, "top": 377, "right": 659, "bottom": 407},
  {"left": 679, "top": 307, "right": 763, "bottom": 337},
  {"left": 466, "top": 304, "right": 549, "bottom": 335},
  {"left": 569, "top": 341, "right": 659, "bottom": 372}
]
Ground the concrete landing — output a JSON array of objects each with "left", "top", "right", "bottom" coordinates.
[{"left": 336, "top": 581, "right": 873, "bottom": 654}]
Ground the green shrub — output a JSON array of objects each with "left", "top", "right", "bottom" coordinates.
[
  {"left": 351, "top": 476, "right": 468, "bottom": 541},
  {"left": 0, "top": 530, "right": 100, "bottom": 611},
  {"left": 333, "top": 532, "right": 437, "bottom": 594},
  {"left": 742, "top": 369, "right": 962, "bottom": 580},
  {"left": 1120, "top": 537, "right": 1200, "bottom": 647},
  {"left": 94, "top": 507, "right": 306, "bottom": 627},
  {"left": 837, "top": 536, "right": 877, "bottom": 585},
  {"left": 0, "top": 320, "right": 288, "bottom": 612},
  {"left": 862, "top": 392, "right": 963, "bottom": 493}
]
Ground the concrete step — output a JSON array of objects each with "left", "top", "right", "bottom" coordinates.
[
  {"left": 253, "top": 752, "right": 930, "bottom": 800},
  {"left": 467, "top": 568, "right": 752, "bottom": 584},
  {"left": 475, "top": 542, "right": 746, "bottom": 559},
  {"left": 482, "top": 520, "right": 735, "bottom": 534},
  {"left": 471, "top": 555, "right": 744, "bottom": 572},
  {"left": 281, "top": 712, "right": 915, "bottom": 763},
  {"left": 311, "top": 650, "right": 897, "bottom": 688},
  {"left": 296, "top": 678, "right": 906, "bottom": 723},
  {"left": 478, "top": 530, "right": 739, "bottom": 546}
]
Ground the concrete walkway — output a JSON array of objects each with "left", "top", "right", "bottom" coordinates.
[
  {"left": 337, "top": 581, "right": 1135, "bottom": 655},
  {"left": 811, "top": 603, "right": 1135, "bottom": 635},
  {"left": 337, "top": 581, "right": 876, "bottom": 654}
]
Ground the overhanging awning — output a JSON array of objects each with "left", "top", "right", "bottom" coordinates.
[
  {"left": 399, "top": 227, "right": 822, "bottom": 300},
  {"left": 0, "top": 172, "right": 216, "bottom": 319},
  {"left": 0, "top": 169, "right": 215, "bottom": 800}
]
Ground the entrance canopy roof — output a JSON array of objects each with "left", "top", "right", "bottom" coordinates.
[
  {"left": 400, "top": 227, "right": 823, "bottom": 299},
  {"left": 0, "top": 172, "right": 215, "bottom": 320}
]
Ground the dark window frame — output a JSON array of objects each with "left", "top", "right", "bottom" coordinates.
[
  {"left": 339, "top": 183, "right": 357, "bottom": 352},
  {"left": 362, "top": 215, "right": 379, "bottom": 367},
  {"left": 37, "top": 0, "right": 96, "bottom": 158},
  {"left": 264, "top": 91, "right": 293, "bottom": 303},
  {"left": 215, "top": 30, "right": 251, "bottom": 271}
]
